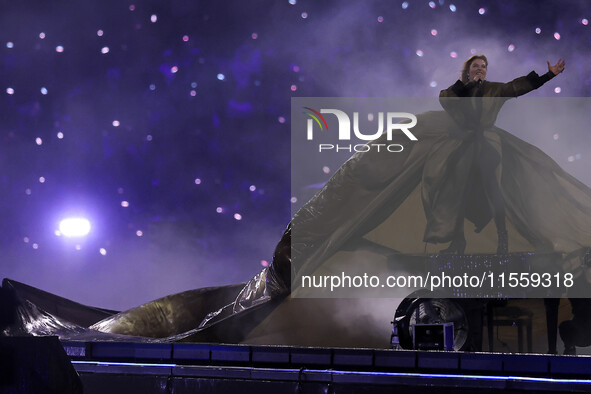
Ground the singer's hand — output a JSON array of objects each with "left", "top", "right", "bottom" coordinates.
[{"left": 547, "top": 58, "right": 565, "bottom": 76}]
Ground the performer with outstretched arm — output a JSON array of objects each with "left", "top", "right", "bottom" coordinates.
[{"left": 432, "top": 55, "right": 566, "bottom": 255}]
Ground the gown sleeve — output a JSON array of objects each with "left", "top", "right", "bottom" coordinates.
[
  {"left": 438, "top": 71, "right": 556, "bottom": 129},
  {"left": 498, "top": 70, "right": 556, "bottom": 97}
]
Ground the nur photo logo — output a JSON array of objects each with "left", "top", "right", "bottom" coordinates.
[{"left": 303, "top": 107, "right": 418, "bottom": 153}]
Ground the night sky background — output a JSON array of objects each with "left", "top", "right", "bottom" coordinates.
[{"left": 1, "top": 0, "right": 589, "bottom": 310}]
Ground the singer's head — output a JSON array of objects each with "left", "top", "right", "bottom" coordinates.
[{"left": 461, "top": 54, "right": 488, "bottom": 83}]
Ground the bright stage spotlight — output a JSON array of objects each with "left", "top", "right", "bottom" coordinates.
[{"left": 59, "top": 218, "right": 91, "bottom": 237}]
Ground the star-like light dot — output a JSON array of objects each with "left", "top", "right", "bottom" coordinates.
[
  {"left": 41, "top": 87, "right": 48, "bottom": 95},
  {"left": 35, "top": 137, "right": 43, "bottom": 145},
  {"left": 121, "top": 201, "right": 129, "bottom": 207},
  {"left": 100, "top": 248, "right": 107, "bottom": 255},
  {"left": 554, "top": 32, "right": 561, "bottom": 40},
  {"left": 194, "top": 178, "right": 201, "bottom": 184},
  {"left": 151, "top": 14, "right": 158, "bottom": 23},
  {"left": 101, "top": 47, "right": 109, "bottom": 54},
  {"left": 112, "top": 120, "right": 120, "bottom": 127},
  {"left": 234, "top": 213, "right": 242, "bottom": 220},
  {"left": 56, "top": 45, "right": 64, "bottom": 52}
]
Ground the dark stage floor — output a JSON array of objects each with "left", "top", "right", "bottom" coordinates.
[
  {"left": 9, "top": 337, "right": 591, "bottom": 394},
  {"left": 68, "top": 340, "right": 591, "bottom": 393}
]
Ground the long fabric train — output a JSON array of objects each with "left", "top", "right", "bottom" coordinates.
[{"left": 4, "top": 72, "right": 591, "bottom": 345}]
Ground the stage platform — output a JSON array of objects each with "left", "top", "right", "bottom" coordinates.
[{"left": 57, "top": 340, "right": 591, "bottom": 393}]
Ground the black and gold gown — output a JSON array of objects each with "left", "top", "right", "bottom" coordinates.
[
  {"left": 180, "top": 70, "right": 591, "bottom": 345},
  {"left": 4, "top": 70, "right": 591, "bottom": 348}
]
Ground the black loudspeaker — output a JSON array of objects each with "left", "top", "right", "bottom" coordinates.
[{"left": 0, "top": 336, "right": 82, "bottom": 394}]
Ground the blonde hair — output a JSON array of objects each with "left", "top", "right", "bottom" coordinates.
[{"left": 461, "top": 54, "right": 488, "bottom": 83}]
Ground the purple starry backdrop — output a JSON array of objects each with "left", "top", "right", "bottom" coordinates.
[{"left": 1, "top": 0, "right": 590, "bottom": 310}]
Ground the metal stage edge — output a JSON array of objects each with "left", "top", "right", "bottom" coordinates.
[{"left": 60, "top": 340, "right": 591, "bottom": 393}]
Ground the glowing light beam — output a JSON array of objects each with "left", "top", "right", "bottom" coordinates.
[{"left": 59, "top": 218, "right": 91, "bottom": 237}]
